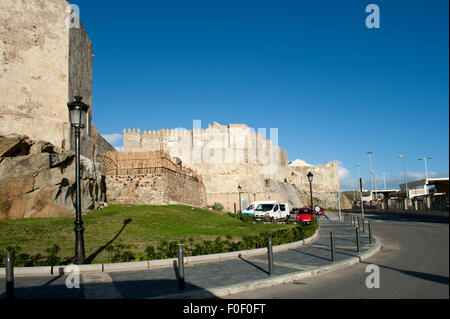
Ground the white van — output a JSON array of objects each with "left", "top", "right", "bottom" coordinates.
[
  {"left": 241, "top": 201, "right": 271, "bottom": 216},
  {"left": 250, "top": 201, "right": 290, "bottom": 222}
]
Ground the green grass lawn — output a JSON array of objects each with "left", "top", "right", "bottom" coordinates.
[{"left": 0, "top": 205, "right": 299, "bottom": 265}]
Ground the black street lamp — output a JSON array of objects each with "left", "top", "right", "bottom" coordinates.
[
  {"left": 67, "top": 96, "right": 89, "bottom": 265},
  {"left": 307, "top": 172, "right": 314, "bottom": 211},
  {"left": 237, "top": 185, "right": 242, "bottom": 213}
]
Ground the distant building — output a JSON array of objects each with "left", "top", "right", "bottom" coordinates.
[
  {"left": 398, "top": 178, "right": 449, "bottom": 211},
  {"left": 347, "top": 178, "right": 449, "bottom": 212}
]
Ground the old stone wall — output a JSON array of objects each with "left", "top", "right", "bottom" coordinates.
[
  {"left": 0, "top": 0, "right": 71, "bottom": 150},
  {"left": 105, "top": 173, "right": 206, "bottom": 207},
  {"left": 104, "top": 150, "right": 207, "bottom": 207},
  {"left": 122, "top": 122, "right": 344, "bottom": 212},
  {"left": 0, "top": 0, "right": 114, "bottom": 160},
  {"left": 123, "top": 122, "right": 288, "bottom": 169}
]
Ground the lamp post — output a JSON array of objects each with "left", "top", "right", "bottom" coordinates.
[
  {"left": 418, "top": 157, "right": 432, "bottom": 210},
  {"left": 418, "top": 157, "right": 432, "bottom": 180},
  {"left": 382, "top": 172, "right": 387, "bottom": 190},
  {"left": 67, "top": 96, "right": 89, "bottom": 265},
  {"left": 367, "top": 151, "right": 374, "bottom": 190},
  {"left": 367, "top": 150, "right": 374, "bottom": 203},
  {"left": 356, "top": 163, "right": 364, "bottom": 217},
  {"left": 307, "top": 172, "right": 314, "bottom": 211},
  {"left": 237, "top": 185, "right": 242, "bottom": 213},
  {"left": 398, "top": 154, "right": 408, "bottom": 210}
]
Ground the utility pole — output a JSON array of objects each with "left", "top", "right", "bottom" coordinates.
[
  {"left": 356, "top": 163, "right": 364, "bottom": 218},
  {"left": 367, "top": 151, "right": 374, "bottom": 193},
  {"left": 398, "top": 154, "right": 408, "bottom": 210},
  {"left": 418, "top": 157, "right": 432, "bottom": 180}
]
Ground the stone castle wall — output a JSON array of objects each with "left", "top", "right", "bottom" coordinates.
[
  {"left": 106, "top": 173, "right": 206, "bottom": 207},
  {"left": 104, "top": 151, "right": 207, "bottom": 207},
  {"left": 0, "top": 0, "right": 114, "bottom": 160},
  {"left": 122, "top": 122, "right": 343, "bottom": 212},
  {"left": 123, "top": 122, "right": 288, "bottom": 170}
]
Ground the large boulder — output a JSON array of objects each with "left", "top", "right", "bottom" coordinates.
[{"left": 0, "top": 134, "right": 106, "bottom": 220}]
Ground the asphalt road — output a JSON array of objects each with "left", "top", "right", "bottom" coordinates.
[{"left": 223, "top": 213, "right": 449, "bottom": 299}]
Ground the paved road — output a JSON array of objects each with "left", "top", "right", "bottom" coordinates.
[{"left": 224, "top": 213, "right": 449, "bottom": 299}]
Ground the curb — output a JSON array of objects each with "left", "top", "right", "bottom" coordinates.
[
  {"left": 0, "top": 227, "right": 320, "bottom": 277},
  {"left": 151, "top": 234, "right": 381, "bottom": 299}
]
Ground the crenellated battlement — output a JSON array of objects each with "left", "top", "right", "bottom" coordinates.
[
  {"left": 119, "top": 121, "right": 340, "bottom": 212},
  {"left": 123, "top": 122, "right": 285, "bottom": 168}
]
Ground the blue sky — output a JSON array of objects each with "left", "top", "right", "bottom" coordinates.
[{"left": 75, "top": 0, "right": 449, "bottom": 190}]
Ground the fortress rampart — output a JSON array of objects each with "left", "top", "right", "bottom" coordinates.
[
  {"left": 121, "top": 122, "right": 342, "bottom": 211},
  {"left": 0, "top": 0, "right": 114, "bottom": 160}
]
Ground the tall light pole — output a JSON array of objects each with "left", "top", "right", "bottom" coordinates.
[
  {"left": 398, "top": 154, "right": 409, "bottom": 209},
  {"left": 418, "top": 157, "right": 432, "bottom": 180},
  {"left": 307, "top": 172, "right": 314, "bottom": 211},
  {"left": 382, "top": 172, "right": 387, "bottom": 190},
  {"left": 356, "top": 163, "right": 364, "bottom": 218},
  {"left": 367, "top": 151, "right": 374, "bottom": 194},
  {"left": 67, "top": 96, "right": 89, "bottom": 265}
]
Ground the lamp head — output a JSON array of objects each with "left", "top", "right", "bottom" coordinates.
[{"left": 67, "top": 96, "right": 89, "bottom": 129}]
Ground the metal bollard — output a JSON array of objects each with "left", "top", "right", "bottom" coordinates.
[
  {"left": 177, "top": 244, "right": 185, "bottom": 290},
  {"left": 369, "top": 220, "right": 373, "bottom": 244},
  {"left": 6, "top": 251, "right": 14, "bottom": 300},
  {"left": 330, "top": 232, "right": 336, "bottom": 262},
  {"left": 267, "top": 238, "right": 274, "bottom": 275},
  {"left": 356, "top": 227, "right": 361, "bottom": 252}
]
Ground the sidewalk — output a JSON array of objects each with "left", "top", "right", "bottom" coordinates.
[{"left": 0, "top": 212, "right": 379, "bottom": 299}]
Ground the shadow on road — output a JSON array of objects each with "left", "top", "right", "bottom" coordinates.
[
  {"left": 0, "top": 278, "right": 217, "bottom": 299},
  {"left": 361, "top": 261, "right": 449, "bottom": 286},
  {"left": 341, "top": 212, "right": 449, "bottom": 224},
  {"left": 238, "top": 256, "right": 270, "bottom": 275}
]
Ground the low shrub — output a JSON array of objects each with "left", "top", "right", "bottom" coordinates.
[
  {"left": 105, "top": 242, "right": 134, "bottom": 263},
  {"left": 142, "top": 218, "right": 318, "bottom": 260},
  {"left": 0, "top": 245, "right": 62, "bottom": 267},
  {"left": 227, "top": 212, "right": 254, "bottom": 223}
]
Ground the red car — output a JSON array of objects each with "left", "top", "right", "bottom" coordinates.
[{"left": 295, "top": 207, "right": 314, "bottom": 224}]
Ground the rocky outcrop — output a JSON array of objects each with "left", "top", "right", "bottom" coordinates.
[
  {"left": 0, "top": 134, "right": 106, "bottom": 220},
  {"left": 293, "top": 188, "right": 352, "bottom": 210}
]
